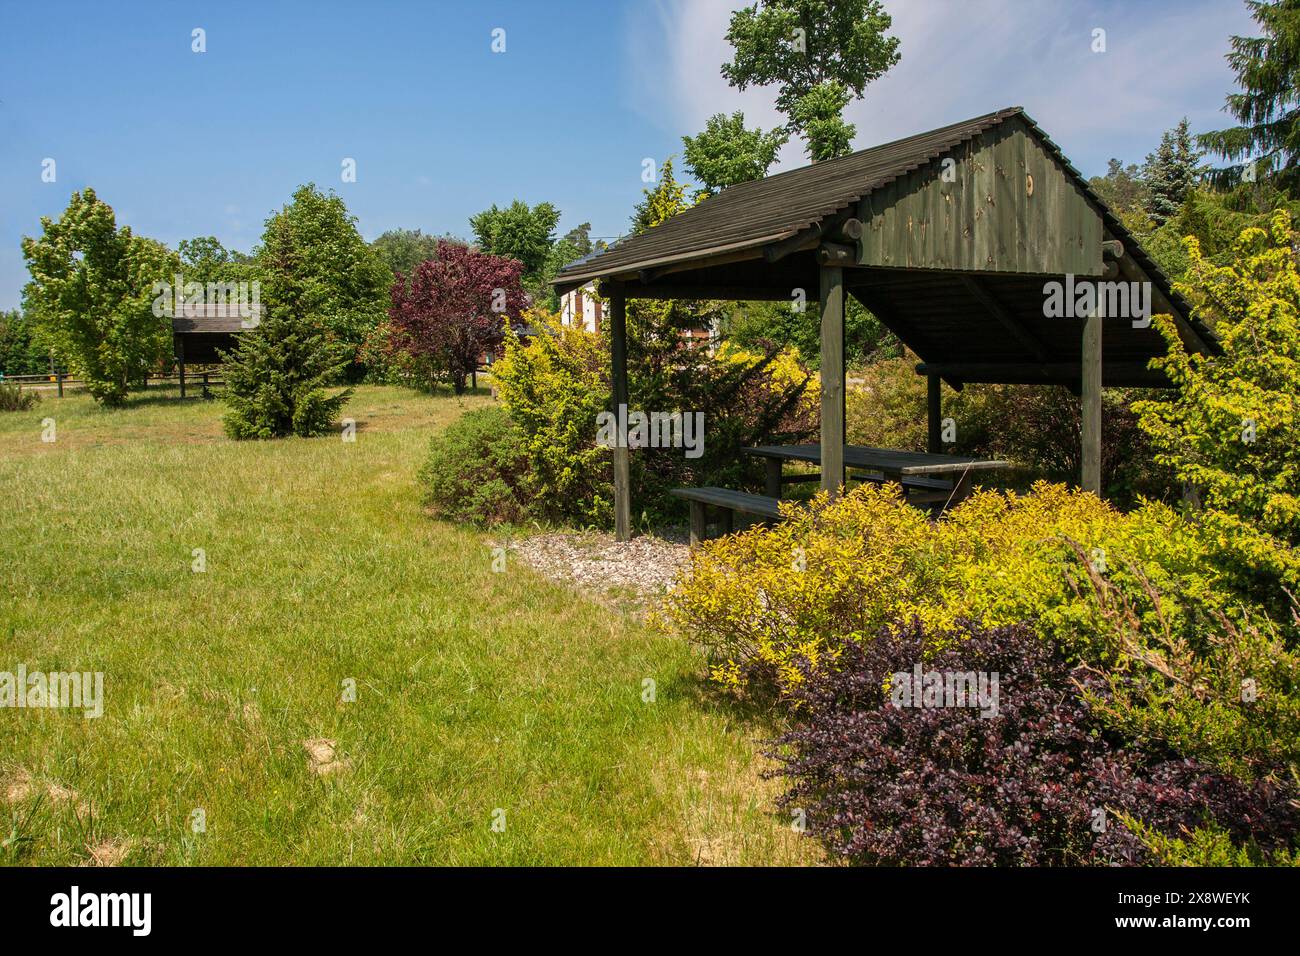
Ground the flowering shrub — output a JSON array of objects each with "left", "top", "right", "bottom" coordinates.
[{"left": 771, "top": 619, "right": 1300, "bottom": 866}]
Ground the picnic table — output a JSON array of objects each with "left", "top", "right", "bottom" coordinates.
[{"left": 743, "top": 444, "right": 1010, "bottom": 506}]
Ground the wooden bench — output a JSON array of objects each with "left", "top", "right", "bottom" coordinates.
[
  {"left": 670, "top": 487, "right": 787, "bottom": 544},
  {"left": 851, "top": 470, "right": 955, "bottom": 506}
]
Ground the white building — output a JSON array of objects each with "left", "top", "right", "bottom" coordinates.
[{"left": 558, "top": 281, "right": 603, "bottom": 333}]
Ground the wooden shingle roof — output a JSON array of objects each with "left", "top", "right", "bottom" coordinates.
[
  {"left": 553, "top": 107, "right": 1203, "bottom": 340},
  {"left": 172, "top": 303, "right": 261, "bottom": 334},
  {"left": 556, "top": 107, "right": 1025, "bottom": 287}
]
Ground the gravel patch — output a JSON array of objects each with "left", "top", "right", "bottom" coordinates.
[{"left": 510, "top": 528, "right": 691, "bottom": 603}]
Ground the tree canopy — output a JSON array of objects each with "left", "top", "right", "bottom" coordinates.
[
  {"left": 1144, "top": 118, "right": 1204, "bottom": 226},
  {"left": 468, "top": 200, "right": 561, "bottom": 285},
  {"left": 255, "top": 184, "right": 391, "bottom": 367},
  {"left": 720, "top": 0, "right": 899, "bottom": 160},
  {"left": 387, "top": 240, "right": 527, "bottom": 394},
  {"left": 371, "top": 228, "right": 465, "bottom": 280},
  {"left": 682, "top": 111, "right": 788, "bottom": 195},
  {"left": 1200, "top": 0, "right": 1300, "bottom": 190},
  {"left": 21, "top": 188, "right": 178, "bottom": 404}
]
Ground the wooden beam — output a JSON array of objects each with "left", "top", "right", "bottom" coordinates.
[
  {"left": 848, "top": 288, "right": 962, "bottom": 390},
  {"left": 1081, "top": 304, "right": 1103, "bottom": 495},
  {"left": 820, "top": 266, "right": 845, "bottom": 497},
  {"left": 1113, "top": 253, "right": 1213, "bottom": 354},
  {"left": 835, "top": 218, "right": 864, "bottom": 242},
  {"left": 763, "top": 225, "right": 821, "bottom": 263},
  {"left": 959, "top": 275, "right": 1051, "bottom": 362},
  {"left": 608, "top": 285, "right": 632, "bottom": 540},
  {"left": 916, "top": 361, "right": 1168, "bottom": 388},
  {"left": 926, "top": 373, "right": 941, "bottom": 453},
  {"left": 177, "top": 336, "right": 186, "bottom": 399},
  {"left": 765, "top": 210, "right": 861, "bottom": 263},
  {"left": 618, "top": 284, "right": 795, "bottom": 302}
]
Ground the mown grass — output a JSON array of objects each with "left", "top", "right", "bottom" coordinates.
[{"left": 0, "top": 385, "right": 812, "bottom": 865}]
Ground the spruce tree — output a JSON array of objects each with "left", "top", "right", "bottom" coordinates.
[
  {"left": 1200, "top": 0, "right": 1300, "bottom": 190},
  {"left": 1144, "top": 118, "right": 1203, "bottom": 226},
  {"left": 220, "top": 305, "right": 353, "bottom": 439}
]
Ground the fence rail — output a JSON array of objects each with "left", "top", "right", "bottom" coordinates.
[{"left": 0, "top": 371, "right": 225, "bottom": 397}]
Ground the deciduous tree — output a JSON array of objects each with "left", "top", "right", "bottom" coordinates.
[
  {"left": 387, "top": 241, "right": 527, "bottom": 394},
  {"left": 21, "top": 188, "right": 178, "bottom": 404},
  {"left": 683, "top": 111, "right": 788, "bottom": 195},
  {"left": 468, "top": 200, "right": 560, "bottom": 285},
  {"left": 720, "top": 0, "right": 899, "bottom": 160}
]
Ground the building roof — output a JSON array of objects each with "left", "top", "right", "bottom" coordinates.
[
  {"left": 557, "top": 108, "right": 1026, "bottom": 288},
  {"left": 172, "top": 303, "right": 261, "bottom": 334},
  {"left": 553, "top": 106, "right": 1216, "bottom": 386}
]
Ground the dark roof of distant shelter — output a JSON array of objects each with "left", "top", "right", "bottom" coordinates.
[{"left": 172, "top": 303, "right": 260, "bottom": 334}]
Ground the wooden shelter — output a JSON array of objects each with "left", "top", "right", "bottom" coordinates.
[
  {"left": 554, "top": 107, "right": 1217, "bottom": 540},
  {"left": 172, "top": 303, "right": 260, "bottom": 396}
]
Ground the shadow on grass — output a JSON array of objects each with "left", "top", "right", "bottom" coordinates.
[{"left": 662, "top": 666, "right": 789, "bottom": 731}]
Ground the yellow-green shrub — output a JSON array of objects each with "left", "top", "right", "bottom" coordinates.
[
  {"left": 715, "top": 341, "right": 819, "bottom": 417},
  {"left": 492, "top": 309, "right": 612, "bottom": 526},
  {"left": 663, "top": 482, "right": 1242, "bottom": 690}
]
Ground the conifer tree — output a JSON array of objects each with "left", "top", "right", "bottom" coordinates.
[
  {"left": 1144, "top": 118, "right": 1203, "bottom": 226},
  {"left": 1200, "top": 0, "right": 1300, "bottom": 191},
  {"left": 221, "top": 278, "right": 353, "bottom": 439}
]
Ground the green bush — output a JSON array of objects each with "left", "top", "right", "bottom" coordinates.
[
  {"left": 0, "top": 382, "right": 39, "bottom": 412},
  {"left": 419, "top": 406, "right": 532, "bottom": 526},
  {"left": 663, "top": 481, "right": 1300, "bottom": 785},
  {"left": 491, "top": 308, "right": 820, "bottom": 528},
  {"left": 492, "top": 310, "right": 613, "bottom": 527},
  {"left": 1135, "top": 211, "right": 1300, "bottom": 604}
]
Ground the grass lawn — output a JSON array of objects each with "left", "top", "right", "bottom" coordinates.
[{"left": 0, "top": 384, "right": 811, "bottom": 865}]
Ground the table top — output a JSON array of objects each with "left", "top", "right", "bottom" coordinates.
[{"left": 744, "top": 444, "right": 1010, "bottom": 476}]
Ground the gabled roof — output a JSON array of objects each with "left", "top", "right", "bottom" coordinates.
[
  {"left": 557, "top": 107, "right": 1025, "bottom": 287},
  {"left": 172, "top": 303, "right": 261, "bottom": 334},
  {"left": 552, "top": 107, "right": 1206, "bottom": 349}
]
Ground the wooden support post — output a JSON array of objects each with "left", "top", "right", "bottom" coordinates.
[
  {"left": 56, "top": 371, "right": 63, "bottom": 398},
  {"left": 926, "top": 373, "right": 941, "bottom": 454},
  {"left": 819, "top": 264, "right": 845, "bottom": 496},
  {"left": 177, "top": 337, "right": 186, "bottom": 398},
  {"left": 764, "top": 458, "right": 783, "bottom": 499},
  {"left": 688, "top": 500, "right": 706, "bottom": 546},
  {"left": 1081, "top": 298, "right": 1103, "bottom": 495},
  {"left": 609, "top": 285, "right": 632, "bottom": 541}
]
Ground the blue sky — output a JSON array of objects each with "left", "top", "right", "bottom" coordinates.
[{"left": 0, "top": 0, "right": 1258, "bottom": 309}]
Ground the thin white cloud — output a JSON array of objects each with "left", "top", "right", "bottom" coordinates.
[{"left": 626, "top": 0, "right": 1258, "bottom": 175}]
